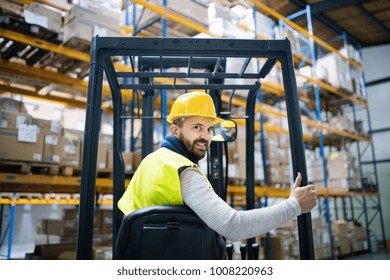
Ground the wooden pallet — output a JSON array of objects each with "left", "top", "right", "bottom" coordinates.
[
  {"left": 0, "top": 12, "right": 63, "bottom": 66},
  {"left": 59, "top": 165, "right": 82, "bottom": 177},
  {"left": 37, "top": 37, "right": 91, "bottom": 78},
  {"left": 58, "top": 166, "right": 134, "bottom": 178},
  {"left": 0, "top": 160, "right": 59, "bottom": 175}
]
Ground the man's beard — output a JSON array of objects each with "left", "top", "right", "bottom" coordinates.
[{"left": 179, "top": 132, "right": 208, "bottom": 161}]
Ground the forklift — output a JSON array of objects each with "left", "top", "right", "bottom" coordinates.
[{"left": 76, "top": 36, "right": 315, "bottom": 260}]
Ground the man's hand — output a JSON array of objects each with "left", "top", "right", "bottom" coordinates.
[{"left": 289, "top": 172, "right": 317, "bottom": 213}]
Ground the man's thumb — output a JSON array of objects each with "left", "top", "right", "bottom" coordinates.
[{"left": 292, "top": 172, "right": 302, "bottom": 189}]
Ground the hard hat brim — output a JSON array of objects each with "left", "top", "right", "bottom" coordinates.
[
  {"left": 213, "top": 116, "right": 224, "bottom": 124},
  {"left": 167, "top": 115, "right": 224, "bottom": 124}
]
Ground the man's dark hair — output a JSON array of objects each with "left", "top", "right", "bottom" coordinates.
[{"left": 172, "top": 118, "right": 185, "bottom": 127}]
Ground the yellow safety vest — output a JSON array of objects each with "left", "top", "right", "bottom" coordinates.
[{"left": 117, "top": 147, "right": 212, "bottom": 216}]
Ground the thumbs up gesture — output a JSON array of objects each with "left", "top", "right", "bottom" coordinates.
[{"left": 289, "top": 172, "right": 317, "bottom": 213}]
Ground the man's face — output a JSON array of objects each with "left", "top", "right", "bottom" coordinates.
[{"left": 171, "top": 116, "right": 214, "bottom": 161}]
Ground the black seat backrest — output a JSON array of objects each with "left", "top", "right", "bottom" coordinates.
[{"left": 115, "top": 205, "right": 226, "bottom": 260}]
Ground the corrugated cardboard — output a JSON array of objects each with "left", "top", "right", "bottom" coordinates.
[
  {"left": 24, "top": 3, "right": 63, "bottom": 32},
  {"left": 0, "top": 110, "right": 32, "bottom": 129},
  {"left": 0, "top": 127, "right": 43, "bottom": 162}
]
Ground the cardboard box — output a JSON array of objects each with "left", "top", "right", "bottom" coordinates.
[
  {"left": 64, "top": 4, "right": 121, "bottom": 31},
  {"left": 107, "top": 150, "right": 133, "bottom": 172},
  {"left": 37, "top": 219, "right": 64, "bottom": 235},
  {"left": 0, "top": 110, "right": 32, "bottom": 129},
  {"left": 43, "top": 134, "right": 61, "bottom": 163},
  {"left": 94, "top": 209, "right": 113, "bottom": 235},
  {"left": 93, "top": 246, "right": 112, "bottom": 260},
  {"left": 63, "top": 17, "right": 119, "bottom": 43},
  {"left": 59, "top": 135, "right": 81, "bottom": 167},
  {"left": 38, "top": 0, "right": 72, "bottom": 11},
  {"left": 0, "top": 0, "right": 24, "bottom": 16},
  {"left": 132, "top": 150, "right": 142, "bottom": 170},
  {"left": 168, "top": 0, "right": 209, "bottom": 27},
  {"left": 354, "top": 225, "right": 367, "bottom": 240},
  {"left": 332, "top": 220, "right": 349, "bottom": 238},
  {"left": 337, "top": 237, "right": 352, "bottom": 256},
  {"left": 33, "top": 118, "right": 61, "bottom": 136},
  {"left": 35, "top": 234, "right": 61, "bottom": 245},
  {"left": 0, "top": 127, "right": 44, "bottom": 162},
  {"left": 260, "top": 236, "right": 289, "bottom": 260},
  {"left": 32, "top": 243, "right": 76, "bottom": 260},
  {"left": 24, "top": 3, "right": 63, "bottom": 32},
  {"left": 97, "top": 142, "right": 110, "bottom": 169},
  {"left": 63, "top": 208, "right": 78, "bottom": 220},
  {"left": 107, "top": 149, "right": 113, "bottom": 169}
]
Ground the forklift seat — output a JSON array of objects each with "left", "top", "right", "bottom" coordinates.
[{"left": 115, "top": 205, "right": 226, "bottom": 260}]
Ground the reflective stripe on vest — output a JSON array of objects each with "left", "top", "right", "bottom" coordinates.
[{"left": 117, "top": 147, "right": 211, "bottom": 216}]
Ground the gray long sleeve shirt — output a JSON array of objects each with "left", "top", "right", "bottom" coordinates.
[{"left": 180, "top": 167, "right": 301, "bottom": 241}]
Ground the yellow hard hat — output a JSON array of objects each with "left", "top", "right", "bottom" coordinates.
[
  {"left": 167, "top": 92, "right": 224, "bottom": 124},
  {"left": 222, "top": 120, "right": 236, "bottom": 128}
]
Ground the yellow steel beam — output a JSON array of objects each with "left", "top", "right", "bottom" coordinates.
[
  {"left": 131, "top": 0, "right": 214, "bottom": 36},
  {"left": 251, "top": 0, "right": 362, "bottom": 69},
  {"left": 0, "top": 197, "right": 113, "bottom": 205},
  {"left": 315, "top": 187, "right": 350, "bottom": 197},
  {"left": 228, "top": 185, "right": 355, "bottom": 198},
  {"left": 0, "top": 29, "right": 132, "bottom": 72},
  {"left": 0, "top": 84, "right": 86, "bottom": 109},
  {"left": 228, "top": 185, "right": 291, "bottom": 198},
  {"left": 120, "top": 25, "right": 149, "bottom": 37},
  {"left": 0, "top": 173, "right": 130, "bottom": 194},
  {"left": 261, "top": 81, "right": 285, "bottom": 97},
  {"left": 0, "top": 29, "right": 90, "bottom": 62},
  {"left": 0, "top": 59, "right": 128, "bottom": 99},
  {"left": 0, "top": 59, "right": 90, "bottom": 93}
]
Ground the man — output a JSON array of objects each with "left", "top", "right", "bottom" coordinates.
[{"left": 118, "top": 91, "right": 317, "bottom": 242}]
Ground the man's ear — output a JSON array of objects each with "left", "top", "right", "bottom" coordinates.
[{"left": 170, "top": 124, "right": 179, "bottom": 137}]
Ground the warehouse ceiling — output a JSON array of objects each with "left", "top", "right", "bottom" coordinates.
[{"left": 227, "top": 0, "right": 390, "bottom": 48}]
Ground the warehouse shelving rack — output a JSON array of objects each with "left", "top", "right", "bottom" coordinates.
[
  {"left": 277, "top": 3, "right": 386, "bottom": 255},
  {"left": 0, "top": 0, "right": 385, "bottom": 259}
]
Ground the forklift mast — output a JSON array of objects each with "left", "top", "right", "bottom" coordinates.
[{"left": 76, "top": 36, "right": 315, "bottom": 260}]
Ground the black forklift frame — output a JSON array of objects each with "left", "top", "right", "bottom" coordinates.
[{"left": 76, "top": 36, "right": 314, "bottom": 260}]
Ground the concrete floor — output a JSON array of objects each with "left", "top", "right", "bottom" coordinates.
[{"left": 342, "top": 249, "right": 390, "bottom": 260}]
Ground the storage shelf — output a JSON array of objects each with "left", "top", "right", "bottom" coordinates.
[
  {"left": 227, "top": 185, "right": 380, "bottom": 199},
  {"left": 0, "top": 173, "right": 130, "bottom": 194},
  {"left": 0, "top": 197, "right": 113, "bottom": 205}
]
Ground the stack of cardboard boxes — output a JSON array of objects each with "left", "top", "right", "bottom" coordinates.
[
  {"left": 310, "top": 150, "right": 361, "bottom": 190},
  {"left": 332, "top": 219, "right": 367, "bottom": 256},
  {"left": 328, "top": 114, "right": 355, "bottom": 133},
  {"left": 227, "top": 124, "right": 292, "bottom": 186},
  {"left": 3, "top": 1, "right": 121, "bottom": 45},
  {"left": 0, "top": 108, "right": 140, "bottom": 176},
  {"left": 254, "top": 217, "right": 367, "bottom": 260},
  {"left": 27, "top": 207, "right": 114, "bottom": 259},
  {"left": 63, "top": 2, "right": 121, "bottom": 43},
  {"left": 0, "top": 110, "right": 80, "bottom": 171}
]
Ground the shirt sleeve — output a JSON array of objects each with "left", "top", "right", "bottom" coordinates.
[{"left": 180, "top": 167, "right": 302, "bottom": 241}]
